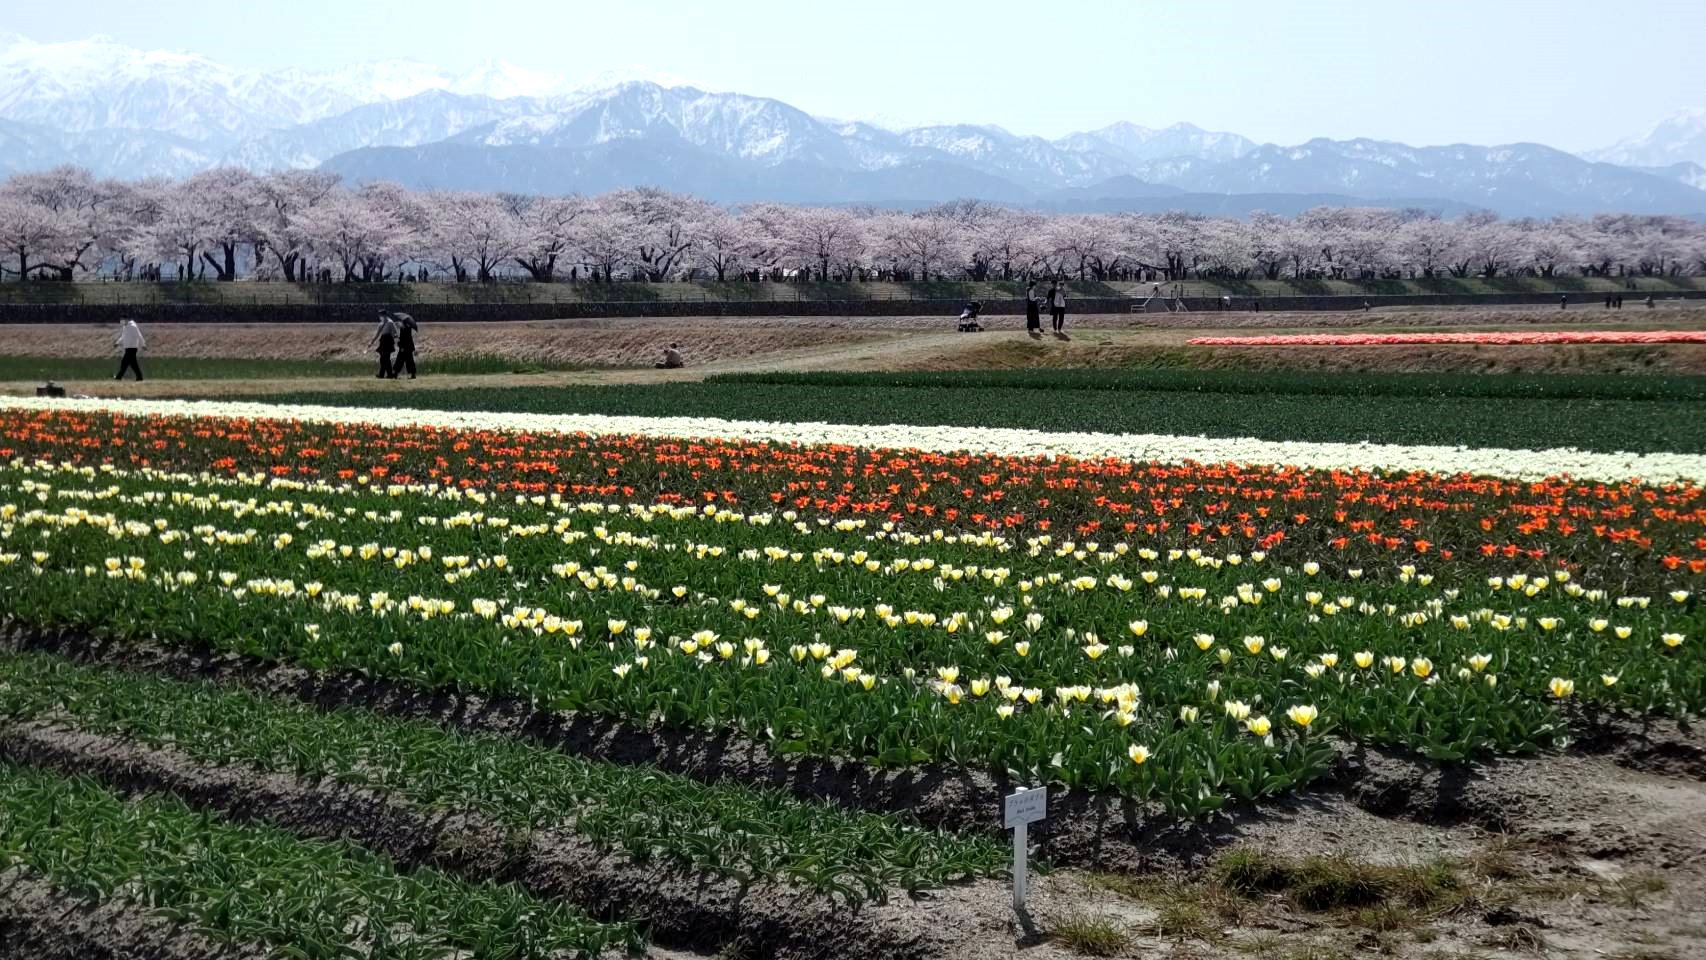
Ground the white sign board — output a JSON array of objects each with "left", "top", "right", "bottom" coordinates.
[{"left": 1004, "top": 786, "right": 1047, "bottom": 827}]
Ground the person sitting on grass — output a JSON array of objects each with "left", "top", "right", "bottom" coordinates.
[{"left": 656, "top": 342, "right": 685, "bottom": 369}]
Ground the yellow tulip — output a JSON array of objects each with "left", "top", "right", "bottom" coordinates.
[
  {"left": 1127, "top": 744, "right": 1151, "bottom": 765},
  {"left": 1286, "top": 705, "right": 1319, "bottom": 729},
  {"left": 1246, "top": 716, "right": 1272, "bottom": 737},
  {"left": 1549, "top": 677, "right": 1574, "bottom": 699}
]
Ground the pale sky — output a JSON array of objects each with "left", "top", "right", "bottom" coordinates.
[{"left": 10, "top": 0, "right": 1703, "bottom": 150}]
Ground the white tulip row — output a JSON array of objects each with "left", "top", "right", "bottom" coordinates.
[{"left": 4, "top": 395, "right": 1703, "bottom": 484}]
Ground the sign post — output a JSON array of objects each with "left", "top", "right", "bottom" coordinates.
[{"left": 1003, "top": 786, "right": 1047, "bottom": 913}]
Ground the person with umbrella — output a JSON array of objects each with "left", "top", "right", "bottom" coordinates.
[{"left": 391, "top": 311, "right": 420, "bottom": 379}]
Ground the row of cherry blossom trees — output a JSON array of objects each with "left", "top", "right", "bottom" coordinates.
[{"left": 2, "top": 166, "right": 1702, "bottom": 285}]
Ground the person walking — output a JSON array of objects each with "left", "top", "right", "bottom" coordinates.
[
  {"left": 370, "top": 312, "right": 398, "bottom": 379},
  {"left": 392, "top": 312, "right": 419, "bottom": 379},
  {"left": 113, "top": 319, "right": 146, "bottom": 381},
  {"left": 1560, "top": 294, "right": 1568, "bottom": 310},
  {"left": 1024, "top": 281, "right": 1042, "bottom": 335},
  {"left": 1049, "top": 282, "right": 1067, "bottom": 333}
]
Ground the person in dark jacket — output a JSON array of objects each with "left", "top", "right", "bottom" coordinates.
[
  {"left": 1025, "top": 282, "right": 1041, "bottom": 335},
  {"left": 1048, "top": 283, "right": 1066, "bottom": 333},
  {"left": 370, "top": 312, "right": 398, "bottom": 379},
  {"left": 392, "top": 312, "right": 419, "bottom": 379}
]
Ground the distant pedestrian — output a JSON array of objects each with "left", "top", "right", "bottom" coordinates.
[
  {"left": 392, "top": 312, "right": 419, "bottom": 379},
  {"left": 1560, "top": 294, "right": 1568, "bottom": 310},
  {"left": 1362, "top": 299, "right": 1372, "bottom": 312},
  {"left": 1646, "top": 295, "right": 1655, "bottom": 309},
  {"left": 1025, "top": 282, "right": 1041, "bottom": 334},
  {"left": 370, "top": 312, "right": 399, "bottom": 378},
  {"left": 113, "top": 319, "right": 145, "bottom": 381},
  {"left": 1253, "top": 299, "right": 1262, "bottom": 312},
  {"left": 1605, "top": 294, "right": 1613, "bottom": 309},
  {"left": 1049, "top": 283, "right": 1066, "bottom": 333},
  {"left": 1615, "top": 294, "right": 1623, "bottom": 309}
]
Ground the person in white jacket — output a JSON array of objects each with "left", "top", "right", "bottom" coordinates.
[{"left": 114, "top": 319, "right": 146, "bottom": 381}]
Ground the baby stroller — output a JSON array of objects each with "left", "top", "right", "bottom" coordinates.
[{"left": 956, "top": 299, "right": 984, "bottom": 332}]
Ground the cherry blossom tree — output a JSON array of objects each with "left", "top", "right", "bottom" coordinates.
[
  {"left": 603, "top": 188, "right": 710, "bottom": 281},
  {"left": 3, "top": 166, "right": 1703, "bottom": 285},
  {"left": 256, "top": 170, "right": 340, "bottom": 282},
  {"left": 502, "top": 193, "right": 584, "bottom": 282},
  {"left": 872, "top": 211, "right": 957, "bottom": 281},
  {"left": 690, "top": 207, "right": 756, "bottom": 282},
  {"left": 184, "top": 167, "right": 264, "bottom": 281},
  {"left": 1, "top": 166, "right": 128, "bottom": 281},
  {"left": 0, "top": 194, "right": 66, "bottom": 281},
  {"left": 428, "top": 191, "right": 519, "bottom": 283},
  {"left": 294, "top": 189, "right": 403, "bottom": 282}
]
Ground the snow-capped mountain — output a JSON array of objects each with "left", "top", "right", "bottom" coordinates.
[
  {"left": 1628, "top": 161, "right": 1706, "bottom": 192},
  {"left": 225, "top": 91, "right": 541, "bottom": 172},
  {"left": 0, "top": 33, "right": 361, "bottom": 141},
  {"left": 2, "top": 32, "right": 1703, "bottom": 215},
  {"left": 1118, "top": 139, "right": 1706, "bottom": 216},
  {"left": 1586, "top": 108, "right": 1706, "bottom": 168},
  {"left": 1057, "top": 122, "right": 1256, "bottom": 165}
]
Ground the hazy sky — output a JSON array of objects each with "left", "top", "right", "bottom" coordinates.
[{"left": 11, "top": 0, "right": 1703, "bottom": 150}]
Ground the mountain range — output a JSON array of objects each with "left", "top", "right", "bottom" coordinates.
[{"left": 3, "top": 32, "right": 1705, "bottom": 217}]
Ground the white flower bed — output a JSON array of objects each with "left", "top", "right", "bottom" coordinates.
[{"left": 4, "top": 395, "right": 1703, "bottom": 484}]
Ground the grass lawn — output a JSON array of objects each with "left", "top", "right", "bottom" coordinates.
[{"left": 240, "top": 368, "right": 1706, "bottom": 454}]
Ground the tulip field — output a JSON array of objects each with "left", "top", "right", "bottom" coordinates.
[{"left": 0, "top": 391, "right": 1703, "bottom": 958}]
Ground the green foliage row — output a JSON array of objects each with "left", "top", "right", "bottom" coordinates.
[
  {"left": 0, "top": 651, "right": 1005, "bottom": 900},
  {"left": 0, "top": 763, "right": 640, "bottom": 959},
  {"left": 708, "top": 368, "right": 1706, "bottom": 402},
  {"left": 254, "top": 379, "right": 1706, "bottom": 454}
]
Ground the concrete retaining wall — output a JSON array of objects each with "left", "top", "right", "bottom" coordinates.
[{"left": 2, "top": 290, "right": 1702, "bottom": 324}]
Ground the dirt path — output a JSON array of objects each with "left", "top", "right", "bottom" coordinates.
[{"left": 3, "top": 307, "right": 1706, "bottom": 399}]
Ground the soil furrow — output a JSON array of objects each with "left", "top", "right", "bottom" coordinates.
[
  {"left": 0, "top": 719, "right": 991, "bottom": 960},
  {"left": 0, "top": 867, "right": 268, "bottom": 960}
]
